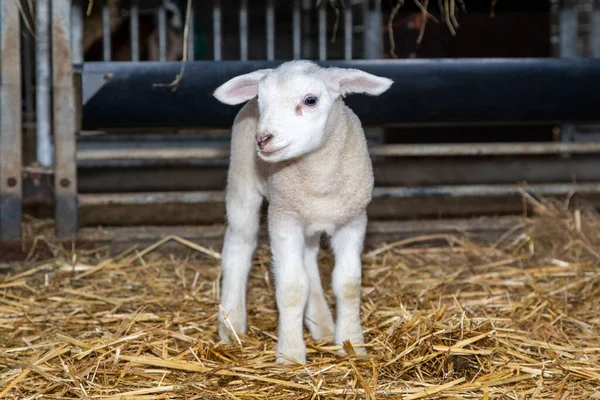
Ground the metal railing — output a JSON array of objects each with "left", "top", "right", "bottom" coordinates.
[
  {"left": 4, "top": 0, "right": 600, "bottom": 243},
  {"left": 69, "top": 0, "right": 382, "bottom": 63}
]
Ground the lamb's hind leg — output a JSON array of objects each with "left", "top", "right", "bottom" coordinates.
[
  {"left": 303, "top": 234, "right": 335, "bottom": 341},
  {"left": 218, "top": 186, "right": 263, "bottom": 342}
]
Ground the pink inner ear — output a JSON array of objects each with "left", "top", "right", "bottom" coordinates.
[
  {"left": 340, "top": 77, "right": 380, "bottom": 94},
  {"left": 226, "top": 82, "right": 258, "bottom": 100}
]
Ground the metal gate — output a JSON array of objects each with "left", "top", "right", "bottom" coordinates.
[{"left": 3, "top": 0, "right": 600, "bottom": 244}]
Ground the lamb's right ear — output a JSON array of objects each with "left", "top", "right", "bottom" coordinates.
[{"left": 213, "top": 69, "right": 272, "bottom": 105}]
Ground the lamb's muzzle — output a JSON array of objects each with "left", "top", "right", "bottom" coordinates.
[
  {"left": 212, "top": 60, "right": 393, "bottom": 364},
  {"left": 255, "top": 132, "right": 274, "bottom": 152}
]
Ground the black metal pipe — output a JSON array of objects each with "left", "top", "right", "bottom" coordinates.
[{"left": 81, "top": 58, "right": 600, "bottom": 130}]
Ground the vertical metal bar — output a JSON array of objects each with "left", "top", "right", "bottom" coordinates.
[
  {"left": 158, "top": 0, "right": 168, "bottom": 61},
  {"left": 70, "top": 0, "right": 84, "bottom": 64},
  {"left": 344, "top": 2, "right": 353, "bottom": 60},
  {"left": 559, "top": 0, "right": 578, "bottom": 58},
  {"left": 240, "top": 0, "right": 249, "bottom": 60},
  {"left": 0, "top": 0, "right": 23, "bottom": 240},
  {"left": 363, "top": 0, "right": 382, "bottom": 59},
  {"left": 318, "top": 0, "right": 327, "bottom": 60},
  {"left": 102, "top": 0, "right": 112, "bottom": 61},
  {"left": 293, "top": 0, "right": 301, "bottom": 59},
  {"left": 266, "top": 0, "right": 275, "bottom": 60},
  {"left": 36, "top": 0, "right": 53, "bottom": 168},
  {"left": 23, "top": 10, "right": 35, "bottom": 128},
  {"left": 558, "top": 0, "right": 578, "bottom": 147},
  {"left": 362, "top": 0, "right": 385, "bottom": 148},
  {"left": 130, "top": 0, "right": 140, "bottom": 61},
  {"left": 301, "top": 0, "right": 313, "bottom": 59},
  {"left": 213, "top": 0, "right": 222, "bottom": 60},
  {"left": 592, "top": 0, "right": 600, "bottom": 57},
  {"left": 549, "top": 0, "right": 559, "bottom": 57},
  {"left": 52, "top": 0, "right": 79, "bottom": 239},
  {"left": 187, "top": 2, "right": 195, "bottom": 61}
]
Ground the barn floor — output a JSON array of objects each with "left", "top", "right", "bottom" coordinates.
[{"left": 1, "top": 196, "right": 600, "bottom": 399}]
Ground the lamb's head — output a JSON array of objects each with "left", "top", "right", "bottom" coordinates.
[{"left": 213, "top": 60, "right": 393, "bottom": 163}]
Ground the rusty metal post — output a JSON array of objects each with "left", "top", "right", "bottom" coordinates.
[
  {"left": 0, "top": 1, "right": 23, "bottom": 241},
  {"left": 52, "top": 0, "right": 79, "bottom": 240}
]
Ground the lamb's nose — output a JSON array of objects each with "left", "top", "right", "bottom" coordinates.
[{"left": 256, "top": 133, "right": 273, "bottom": 148}]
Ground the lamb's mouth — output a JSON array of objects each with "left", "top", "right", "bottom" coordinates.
[{"left": 259, "top": 145, "right": 288, "bottom": 157}]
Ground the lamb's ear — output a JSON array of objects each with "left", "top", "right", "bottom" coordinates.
[
  {"left": 213, "top": 69, "right": 272, "bottom": 105},
  {"left": 325, "top": 68, "right": 393, "bottom": 97}
]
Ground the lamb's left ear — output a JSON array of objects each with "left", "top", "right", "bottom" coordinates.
[
  {"left": 325, "top": 67, "right": 393, "bottom": 97},
  {"left": 213, "top": 69, "right": 272, "bottom": 105}
]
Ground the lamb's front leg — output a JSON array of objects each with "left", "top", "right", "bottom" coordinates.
[
  {"left": 269, "top": 212, "right": 309, "bottom": 364},
  {"left": 331, "top": 213, "right": 368, "bottom": 355}
]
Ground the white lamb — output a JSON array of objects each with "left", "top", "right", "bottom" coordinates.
[{"left": 213, "top": 60, "right": 393, "bottom": 364}]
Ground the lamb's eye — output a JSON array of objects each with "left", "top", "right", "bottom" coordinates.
[{"left": 303, "top": 95, "right": 318, "bottom": 107}]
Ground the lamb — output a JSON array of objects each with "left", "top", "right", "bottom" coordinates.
[{"left": 212, "top": 60, "right": 393, "bottom": 364}]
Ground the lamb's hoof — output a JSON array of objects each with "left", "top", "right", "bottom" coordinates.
[
  {"left": 276, "top": 345, "right": 307, "bottom": 365},
  {"left": 218, "top": 314, "right": 245, "bottom": 343},
  {"left": 306, "top": 318, "right": 335, "bottom": 342},
  {"left": 219, "top": 325, "right": 239, "bottom": 343}
]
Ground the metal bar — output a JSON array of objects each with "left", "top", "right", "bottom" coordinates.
[
  {"left": 362, "top": 0, "right": 382, "bottom": 59},
  {"left": 35, "top": 0, "right": 53, "bottom": 168},
  {"left": 558, "top": 0, "right": 578, "bottom": 148},
  {"left": 266, "top": 0, "right": 275, "bottom": 60},
  {"left": 70, "top": 0, "right": 84, "bottom": 64},
  {"left": 318, "top": 0, "right": 327, "bottom": 60},
  {"left": 550, "top": 0, "right": 560, "bottom": 57},
  {"left": 0, "top": 0, "right": 23, "bottom": 240},
  {"left": 373, "top": 183, "right": 600, "bottom": 199},
  {"left": 77, "top": 182, "right": 600, "bottom": 207},
  {"left": 187, "top": 2, "right": 195, "bottom": 61},
  {"left": 213, "top": 0, "right": 222, "bottom": 60},
  {"left": 240, "top": 0, "right": 248, "bottom": 60},
  {"left": 592, "top": 0, "right": 600, "bottom": 58},
  {"left": 76, "top": 142, "right": 600, "bottom": 163},
  {"left": 344, "top": 3, "right": 353, "bottom": 60},
  {"left": 77, "top": 147, "right": 231, "bottom": 161},
  {"left": 80, "top": 59, "right": 600, "bottom": 130},
  {"left": 293, "top": 0, "right": 301, "bottom": 59},
  {"left": 302, "top": 0, "right": 313, "bottom": 58},
  {"left": 79, "top": 191, "right": 225, "bottom": 206},
  {"left": 52, "top": 0, "right": 79, "bottom": 239},
  {"left": 130, "top": 0, "right": 140, "bottom": 61},
  {"left": 73, "top": 218, "right": 529, "bottom": 251},
  {"left": 158, "top": 0, "right": 168, "bottom": 61},
  {"left": 76, "top": 156, "right": 600, "bottom": 190},
  {"left": 559, "top": 0, "right": 578, "bottom": 58},
  {"left": 22, "top": 3, "right": 35, "bottom": 127},
  {"left": 102, "top": 0, "right": 112, "bottom": 61},
  {"left": 368, "top": 142, "right": 600, "bottom": 157}
]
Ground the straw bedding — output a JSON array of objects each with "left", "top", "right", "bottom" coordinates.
[{"left": 2, "top": 195, "right": 600, "bottom": 399}]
